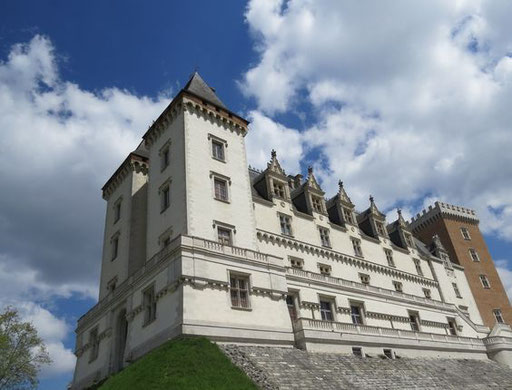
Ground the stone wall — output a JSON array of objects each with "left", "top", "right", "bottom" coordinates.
[{"left": 221, "top": 345, "right": 512, "bottom": 389}]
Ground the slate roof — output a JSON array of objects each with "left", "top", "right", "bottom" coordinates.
[{"left": 183, "top": 72, "right": 226, "bottom": 109}]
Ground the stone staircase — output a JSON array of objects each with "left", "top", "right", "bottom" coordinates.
[{"left": 221, "top": 345, "right": 512, "bottom": 390}]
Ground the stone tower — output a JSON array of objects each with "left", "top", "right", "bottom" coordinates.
[{"left": 410, "top": 202, "right": 512, "bottom": 328}]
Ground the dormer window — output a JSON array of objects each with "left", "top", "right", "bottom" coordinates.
[
  {"left": 376, "top": 221, "right": 386, "bottom": 236},
  {"left": 312, "top": 196, "right": 323, "bottom": 213},
  {"left": 273, "top": 181, "right": 286, "bottom": 199},
  {"left": 404, "top": 233, "right": 413, "bottom": 247},
  {"left": 343, "top": 207, "right": 354, "bottom": 224}
]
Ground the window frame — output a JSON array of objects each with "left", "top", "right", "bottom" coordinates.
[
  {"left": 319, "top": 299, "right": 335, "bottom": 321},
  {"left": 213, "top": 177, "right": 229, "bottom": 202},
  {"left": 318, "top": 227, "right": 331, "bottom": 248},
  {"left": 209, "top": 134, "right": 227, "bottom": 162},
  {"left": 343, "top": 207, "right": 354, "bottom": 225},
  {"left": 393, "top": 280, "right": 403, "bottom": 292},
  {"left": 318, "top": 263, "right": 332, "bottom": 276},
  {"left": 460, "top": 227, "right": 471, "bottom": 240},
  {"left": 375, "top": 221, "right": 386, "bottom": 236},
  {"left": 408, "top": 311, "right": 421, "bottom": 332},
  {"left": 311, "top": 195, "right": 323, "bottom": 213},
  {"left": 159, "top": 180, "right": 171, "bottom": 213},
  {"left": 111, "top": 233, "right": 120, "bottom": 261},
  {"left": 480, "top": 274, "right": 491, "bottom": 289},
  {"left": 414, "top": 258, "right": 424, "bottom": 276},
  {"left": 217, "top": 226, "right": 233, "bottom": 246},
  {"left": 350, "top": 302, "right": 365, "bottom": 325},
  {"left": 142, "top": 284, "right": 157, "bottom": 326},
  {"left": 384, "top": 249, "right": 395, "bottom": 267},
  {"left": 493, "top": 309, "right": 505, "bottom": 324},
  {"left": 113, "top": 198, "right": 122, "bottom": 224},
  {"left": 359, "top": 273, "right": 370, "bottom": 285},
  {"left": 289, "top": 256, "right": 304, "bottom": 269},
  {"left": 452, "top": 282, "right": 462, "bottom": 298},
  {"left": 159, "top": 139, "right": 171, "bottom": 171},
  {"left": 469, "top": 248, "right": 480, "bottom": 262},
  {"left": 279, "top": 213, "right": 293, "bottom": 236},
  {"left": 351, "top": 238, "right": 363, "bottom": 257},
  {"left": 88, "top": 327, "right": 99, "bottom": 363},
  {"left": 423, "top": 288, "right": 432, "bottom": 299},
  {"left": 229, "top": 273, "right": 250, "bottom": 309},
  {"left": 272, "top": 180, "right": 286, "bottom": 199}
]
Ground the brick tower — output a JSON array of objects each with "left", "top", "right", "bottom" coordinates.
[{"left": 410, "top": 202, "right": 512, "bottom": 328}]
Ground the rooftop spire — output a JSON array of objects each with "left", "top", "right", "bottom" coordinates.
[
  {"left": 337, "top": 180, "right": 354, "bottom": 206},
  {"left": 267, "top": 149, "right": 285, "bottom": 176}
]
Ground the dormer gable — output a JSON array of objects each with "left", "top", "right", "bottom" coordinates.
[
  {"left": 326, "top": 180, "right": 357, "bottom": 227},
  {"left": 291, "top": 166, "right": 327, "bottom": 215},
  {"left": 252, "top": 150, "right": 291, "bottom": 201},
  {"left": 430, "top": 234, "right": 453, "bottom": 269},
  {"left": 387, "top": 209, "right": 414, "bottom": 249},
  {"left": 357, "top": 195, "right": 388, "bottom": 239}
]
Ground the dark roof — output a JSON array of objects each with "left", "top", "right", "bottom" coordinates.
[{"left": 183, "top": 72, "right": 226, "bottom": 109}]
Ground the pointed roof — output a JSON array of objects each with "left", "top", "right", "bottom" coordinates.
[
  {"left": 366, "top": 195, "right": 385, "bottom": 218},
  {"left": 337, "top": 180, "right": 354, "bottom": 207},
  {"left": 305, "top": 166, "right": 323, "bottom": 192},
  {"left": 183, "top": 72, "right": 226, "bottom": 109},
  {"left": 266, "top": 149, "right": 286, "bottom": 176},
  {"left": 396, "top": 209, "right": 407, "bottom": 228}
]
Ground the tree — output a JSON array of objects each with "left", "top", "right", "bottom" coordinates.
[{"left": 0, "top": 307, "right": 52, "bottom": 389}]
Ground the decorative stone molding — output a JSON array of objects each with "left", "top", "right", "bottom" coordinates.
[
  {"left": 143, "top": 102, "right": 183, "bottom": 148},
  {"left": 102, "top": 153, "right": 149, "bottom": 200}
]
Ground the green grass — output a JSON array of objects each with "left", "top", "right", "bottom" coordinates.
[{"left": 98, "top": 337, "right": 258, "bottom": 390}]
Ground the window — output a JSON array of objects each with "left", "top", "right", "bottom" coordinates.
[
  {"left": 217, "top": 227, "right": 232, "bottom": 246},
  {"left": 214, "top": 177, "right": 229, "bottom": 201},
  {"left": 318, "top": 263, "right": 331, "bottom": 276},
  {"left": 319, "top": 227, "right": 331, "bottom": 247},
  {"left": 230, "top": 274, "right": 249, "bottom": 308},
  {"left": 343, "top": 207, "right": 354, "bottom": 224},
  {"left": 107, "top": 277, "right": 117, "bottom": 294},
  {"left": 447, "top": 318, "right": 457, "bottom": 335},
  {"left": 111, "top": 235, "right": 119, "bottom": 261},
  {"left": 160, "top": 185, "right": 170, "bottom": 212},
  {"left": 279, "top": 214, "right": 292, "bottom": 236},
  {"left": 359, "top": 273, "right": 370, "bottom": 285},
  {"left": 384, "top": 249, "right": 395, "bottom": 267},
  {"left": 273, "top": 181, "right": 286, "bottom": 199},
  {"left": 162, "top": 236, "right": 171, "bottom": 248},
  {"left": 286, "top": 295, "right": 297, "bottom": 321},
  {"left": 350, "top": 304, "right": 364, "bottom": 325},
  {"left": 114, "top": 200, "right": 121, "bottom": 223},
  {"left": 452, "top": 282, "right": 462, "bottom": 298},
  {"left": 494, "top": 309, "right": 505, "bottom": 324},
  {"left": 376, "top": 221, "right": 386, "bottom": 236},
  {"left": 414, "top": 259, "right": 423, "bottom": 276},
  {"left": 460, "top": 227, "right": 471, "bottom": 240},
  {"left": 351, "top": 238, "right": 363, "bottom": 257},
  {"left": 404, "top": 233, "right": 414, "bottom": 248},
  {"left": 393, "top": 281, "right": 403, "bottom": 292},
  {"left": 319, "top": 300, "right": 334, "bottom": 321},
  {"left": 383, "top": 349, "right": 395, "bottom": 359},
  {"left": 409, "top": 312, "right": 420, "bottom": 331},
  {"left": 88, "top": 328, "right": 99, "bottom": 362},
  {"left": 161, "top": 146, "right": 170, "bottom": 170},
  {"left": 289, "top": 256, "right": 303, "bottom": 269},
  {"left": 211, "top": 139, "right": 225, "bottom": 161},
  {"left": 423, "top": 288, "right": 431, "bottom": 299},
  {"left": 352, "top": 347, "right": 364, "bottom": 357},
  {"left": 469, "top": 248, "right": 480, "bottom": 262},
  {"left": 312, "top": 196, "right": 323, "bottom": 213},
  {"left": 480, "top": 274, "right": 491, "bottom": 289},
  {"left": 143, "top": 285, "right": 157, "bottom": 325}
]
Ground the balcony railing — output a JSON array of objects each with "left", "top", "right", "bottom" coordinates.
[
  {"left": 295, "top": 318, "right": 484, "bottom": 347},
  {"left": 286, "top": 267, "right": 454, "bottom": 311}
]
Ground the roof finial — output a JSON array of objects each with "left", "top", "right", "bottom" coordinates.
[
  {"left": 397, "top": 208, "right": 402, "bottom": 216},
  {"left": 338, "top": 180, "right": 343, "bottom": 190},
  {"left": 369, "top": 195, "right": 374, "bottom": 204},
  {"left": 271, "top": 149, "right": 277, "bottom": 158},
  {"left": 308, "top": 166, "right": 313, "bottom": 175}
]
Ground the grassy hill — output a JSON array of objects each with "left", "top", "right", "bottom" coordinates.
[{"left": 97, "top": 337, "right": 258, "bottom": 390}]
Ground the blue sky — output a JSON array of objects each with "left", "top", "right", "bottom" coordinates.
[{"left": 1, "top": 1, "right": 512, "bottom": 389}]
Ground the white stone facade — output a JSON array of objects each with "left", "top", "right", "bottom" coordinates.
[{"left": 71, "top": 74, "right": 512, "bottom": 389}]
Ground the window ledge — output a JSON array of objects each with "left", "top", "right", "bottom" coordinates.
[
  {"left": 231, "top": 306, "right": 252, "bottom": 312},
  {"left": 142, "top": 318, "right": 156, "bottom": 328},
  {"left": 214, "top": 197, "right": 230, "bottom": 204},
  {"left": 212, "top": 156, "right": 226, "bottom": 163},
  {"left": 160, "top": 206, "right": 170, "bottom": 214}
]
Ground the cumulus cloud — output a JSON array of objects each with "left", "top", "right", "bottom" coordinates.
[
  {"left": 0, "top": 35, "right": 170, "bottom": 378},
  {"left": 242, "top": 0, "right": 512, "bottom": 240}
]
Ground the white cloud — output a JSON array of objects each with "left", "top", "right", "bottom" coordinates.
[
  {"left": 496, "top": 259, "right": 512, "bottom": 304},
  {"left": 242, "top": 0, "right": 512, "bottom": 242},
  {"left": 0, "top": 35, "right": 171, "bottom": 379}
]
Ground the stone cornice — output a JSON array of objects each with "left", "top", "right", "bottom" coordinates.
[
  {"left": 409, "top": 201, "right": 479, "bottom": 232},
  {"left": 102, "top": 153, "right": 149, "bottom": 200},
  {"left": 257, "top": 229, "right": 438, "bottom": 287}
]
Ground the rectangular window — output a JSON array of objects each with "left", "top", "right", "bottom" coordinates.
[
  {"left": 460, "top": 227, "right": 471, "bottom": 240},
  {"left": 114, "top": 201, "right": 121, "bottom": 223},
  {"left": 409, "top": 312, "right": 420, "bottom": 331},
  {"left": 480, "top": 274, "right": 491, "bottom": 289},
  {"left": 452, "top": 282, "right": 462, "bottom": 298},
  {"left": 88, "top": 328, "right": 99, "bottom": 362},
  {"left": 160, "top": 185, "right": 170, "bottom": 212},
  {"left": 273, "top": 181, "right": 285, "bottom": 199},
  {"left": 279, "top": 214, "right": 292, "bottom": 236},
  {"left": 383, "top": 349, "right": 395, "bottom": 359},
  {"left": 351, "top": 238, "right": 363, "bottom": 257},
  {"left": 447, "top": 318, "right": 457, "bottom": 335},
  {"left": 319, "top": 300, "right": 334, "bottom": 321},
  {"left": 162, "top": 236, "right": 171, "bottom": 248},
  {"left": 343, "top": 207, "right": 354, "bottom": 224},
  {"left": 212, "top": 139, "right": 225, "bottom": 161},
  {"left": 414, "top": 259, "right": 424, "bottom": 276},
  {"left": 404, "top": 233, "right": 414, "bottom": 248},
  {"left": 318, "top": 263, "right": 331, "bottom": 276},
  {"left": 352, "top": 347, "right": 364, "bottom": 357},
  {"left": 217, "top": 227, "right": 232, "bottom": 246},
  {"left": 230, "top": 274, "right": 249, "bottom": 308},
  {"left": 111, "top": 236, "right": 119, "bottom": 261},
  {"left": 384, "top": 249, "right": 395, "bottom": 267},
  {"left": 469, "top": 248, "right": 480, "bottom": 262},
  {"left": 494, "top": 309, "right": 505, "bottom": 324},
  {"left": 143, "top": 285, "right": 157, "bottom": 325},
  {"left": 312, "top": 196, "right": 323, "bottom": 213},
  {"left": 376, "top": 221, "right": 386, "bottom": 236},
  {"left": 319, "top": 227, "right": 331, "bottom": 247},
  {"left": 423, "top": 288, "right": 431, "bottom": 299},
  {"left": 214, "top": 177, "right": 229, "bottom": 201},
  {"left": 359, "top": 273, "right": 370, "bottom": 285},
  {"left": 350, "top": 304, "right": 364, "bottom": 325},
  {"left": 289, "top": 256, "right": 303, "bottom": 269},
  {"left": 107, "top": 277, "right": 117, "bottom": 294},
  {"left": 161, "top": 147, "right": 170, "bottom": 170},
  {"left": 393, "top": 281, "right": 403, "bottom": 292}
]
